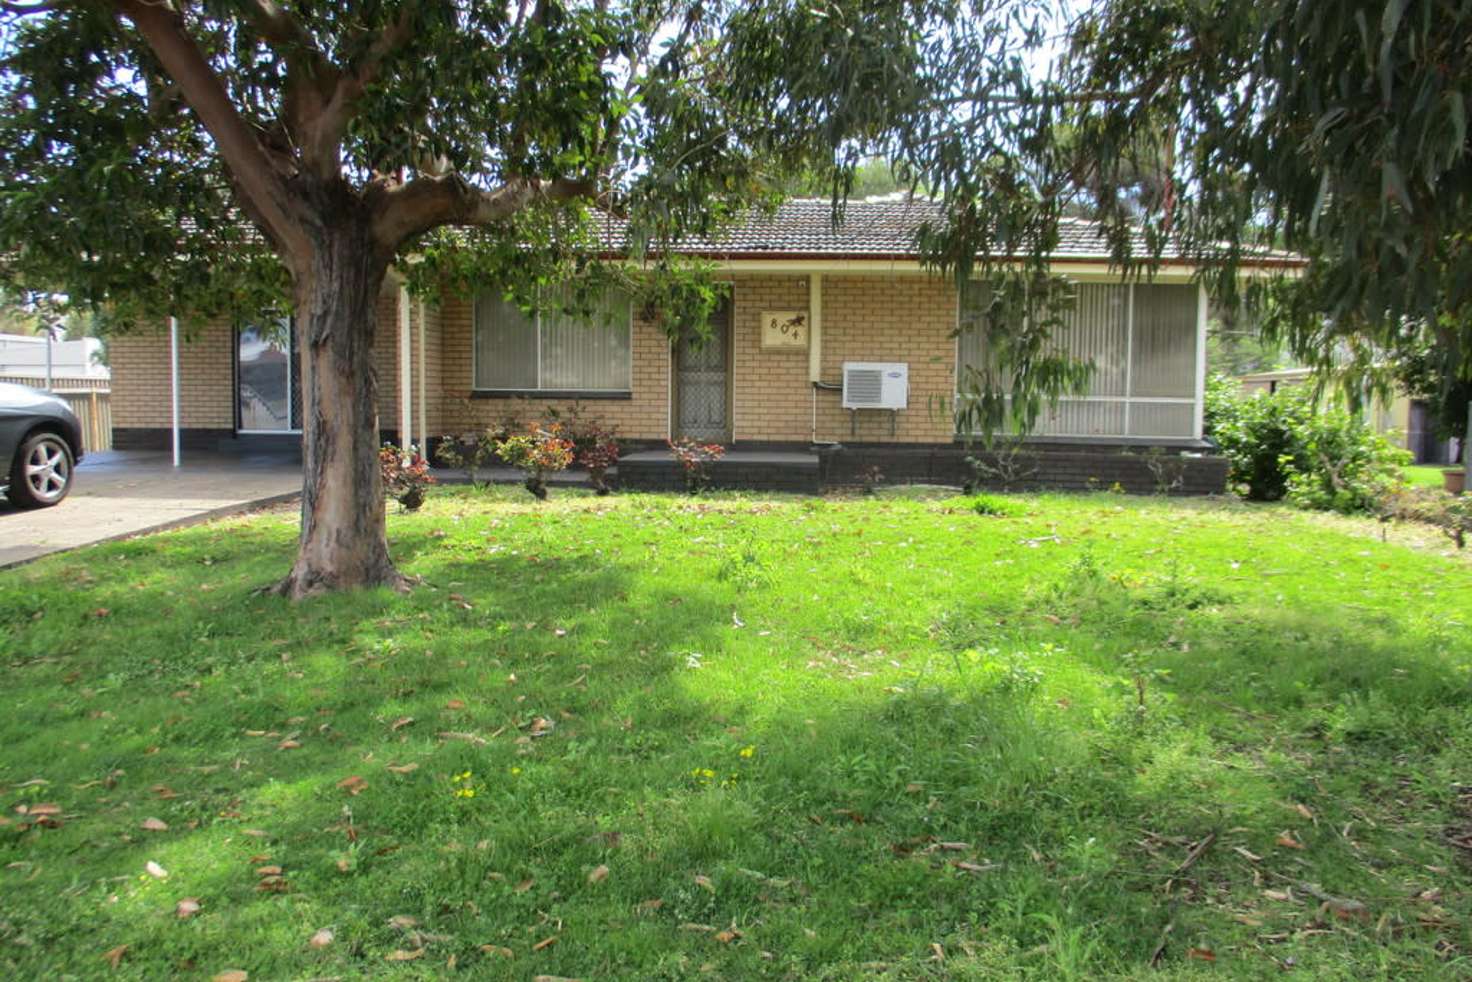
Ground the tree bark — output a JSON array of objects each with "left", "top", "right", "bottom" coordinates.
[{"left": 270, "top": 205, "right": 408, "bottom": 599}]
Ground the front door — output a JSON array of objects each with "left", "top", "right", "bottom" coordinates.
[{"left": 675, "top": 299, "right": 732, "bottom": 442}]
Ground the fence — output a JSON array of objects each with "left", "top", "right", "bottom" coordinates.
[{"left": 0, "top": 375, "right": 113, "bottom": 452}]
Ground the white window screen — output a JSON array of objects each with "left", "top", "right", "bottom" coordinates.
[
  {"left": 957, "top": 281, "right": 1199, "bottom": 439},
  {"left": 474, "top": 289, "right": 632, "bottom": 392}
]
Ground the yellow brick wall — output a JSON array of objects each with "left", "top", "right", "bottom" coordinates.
[
  {"left": 436, "top": 296, "right": 672, "bottom": 440},
  {"left": 110, "top": 321, "right": 235, "bottom": 431},
  {"left": 373, "top": 292, "right": 400, "bottom": 430},
  {"left": 726, "top": 273, "right": 958, "bottom": 444},
  {"left": 815, "top": 274, "right": 957, "bottom": 443},
  {"left": 112, "top": 276, "right": 962, "bottom": 447},
  {"left": 729, "top": 275, "right": 812, "bottom": 442},
  {"left": 111, "top": 290, "right": 404, "bottom": 436}
]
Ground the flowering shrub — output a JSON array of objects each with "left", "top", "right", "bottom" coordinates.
[
  {"left": 495, "top": 424, "right": 574, "bottom": 499},
  {"left": 379, "top": 444, "right": 435, "bottom": 511},
  {"left": 548, "top": 404, "right": 620, "bottom": 493},
  {"left": 435, "top": 430, "right": 499, "bottom": 487},
  {"left": 667, "top": 437, "right": 725, "bottom": 493},
  {"left": 577, "top": 431, "right": 620, "bottom": 494}
]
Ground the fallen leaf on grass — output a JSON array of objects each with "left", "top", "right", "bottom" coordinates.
[
  {"left": 175, "top": 897, "right": 202, "bottom": 919},
  {"left": 533, "top": 976, "right": 580, "bottom": 982},
  {"left": 529, "top": 717, "right": 555, "bottom": 737},
  {"left": 390, "top": 716, "right": 415, "bottom": 731},
  {"left": 636, "top": 899, "right": 664, "bottom": 912},
  {"left": 141, "top": 817, "right": 169, "bottom": 832},
  {"left": 437, "top": 731, "right": 488, "bottom": 746},
  {"left": 446, "top": 699, "right": 466, "bottom": 711},
  {"left": 211, "top": 972, "right": 248, "bottom": 982},
  {"left": 532, "top": 935, "right": 558, "bottom": 952},
  {"left": 145, "top": 861, "right": 168, "bottom": 879},
  {"left": 693, "top": 874, "right": 715, "bottom": 893},
  {"left": 514, "top": 878, "right": 535, "bottom": 893},
  {"left": 479, "top": 944, "right": 513, "bottom": 958},
  {"left": 385, "top": 949, "right": 424, "bottom": 962},
  {"left": 388, "top": 915, "right": 419, "bottom": 930},
  {"left": 714, "top": 928, "right": 743, "bottom": 944},
  {"left": 308, "top": 928, "right": 334, "bottom": 948},
  {"left": 277, "top": 739, "right": 301, "bottom": 751},
  {"left": 336, "top": 775, "right": 368, "bottom": 796},
  {"left": 241, "top": 829, "right": 269, "bottom": 838},
  {"left": 1294, "top": 803, "right": 1315, "bottom": 821},
  {"left": 386, "top": 762, "right": 419, "bottom": 774},
  {"left": 588, "top": 864, "right": 609, "bottom": 884},
  {"left": 21, "top": 803, "right": 61, "bottom": 817},
  {"left": 102, "top": 944, "right": 128, "bottom": 969},
  {"left": 255, "top": 865, "right": 283, "bottom": 877},
  {"left": 1187, "top": 948, "right": 1216, "bottom": 962},
  {"left": 1233, "top": 846, "right": 1262, "bottom": 863},
  {"left": 1276, "top": 833, "right": 1305, "bottom": 850}
]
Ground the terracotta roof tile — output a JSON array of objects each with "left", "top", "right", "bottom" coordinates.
[{"left": 593, "top": 198, "right": 1300, "bottom": 266}]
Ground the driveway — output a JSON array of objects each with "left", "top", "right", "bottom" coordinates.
[{"left": 0, "top": 450, "right": 301, "bottom": 568}]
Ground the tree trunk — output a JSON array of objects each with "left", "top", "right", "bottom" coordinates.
[{"left": 270, "top": 212, "right": 408, "bottom": 598}]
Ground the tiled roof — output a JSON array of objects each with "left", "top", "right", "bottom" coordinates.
[{"left": 593, "top": 198, "right": 1300, "bottom": 266}]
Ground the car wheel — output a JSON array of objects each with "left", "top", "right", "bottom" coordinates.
[{"left": 7, "top": 432, "right": 75, "bottom": 508}]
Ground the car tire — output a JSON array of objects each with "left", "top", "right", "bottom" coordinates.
[{"left": 7, "top": 431, "right": 75, "bottom": 508}]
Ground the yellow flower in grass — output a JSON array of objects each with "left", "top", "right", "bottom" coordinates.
[
  {"left": 510, "top": 767, "right": 522, "bottom": 776},
  {"left": 454, "top": 787, "right": 476, "bottom": 799},
  {"left": 453, "top": 770, "right": 472, "bottom": 783},
  {"left": 738, "top": 745, "right": 756, "bottom": 759}
]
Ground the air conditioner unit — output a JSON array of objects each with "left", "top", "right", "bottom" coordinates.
[{"left": 842, "top": 362, "right": 908, "bottom": 410}]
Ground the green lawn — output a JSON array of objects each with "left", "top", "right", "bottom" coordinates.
[
  {"left": 1405, "top": 464, "right": 1454, "bottom": 488},
  {"left": 2, "top": 489, "right": 1470, "bottom": 980}
]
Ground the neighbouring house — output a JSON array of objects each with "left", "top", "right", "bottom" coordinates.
[
  {"left": 0, "top": 331, "right": 113, "bottom": 452},
  {"left": 109, "top": 200, "right": 1300, "bottom": 493},
  {"left": 1237, "top": 367, "right": 1462, "bottom": 466}
]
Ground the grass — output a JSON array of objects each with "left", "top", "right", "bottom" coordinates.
[
  {"left": 1404, "top": 464, "right": 1455, "bottom": 488},
  {"left": 1, "top": 487, "right": 1471, "bottom": 979}
]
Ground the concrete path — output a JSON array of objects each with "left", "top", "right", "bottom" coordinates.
[{"left": 0, "top": 450, "right": 301, "bottom": 568}]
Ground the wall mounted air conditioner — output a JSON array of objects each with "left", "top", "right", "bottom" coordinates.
[{"left": 842, "top": 362, "right": 908, "bottom": 410}]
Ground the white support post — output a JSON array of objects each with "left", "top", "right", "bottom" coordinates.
[
  {"left": 397, "top": 286, "right": 413, "bottom": 452},
  {"left": 169, "top": 315, "right": 181, "bottom": 468},
  {"left": 417, "top": 298, "right": 428, "bottom": 452},
  {"left": 1193, "top": 280, "right": 1208, "bottom": 441},
  {"left": 809, "top": 273, "right": 823, "bottom": 443}
]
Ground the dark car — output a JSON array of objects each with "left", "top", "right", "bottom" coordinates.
[{"left": 0, "top": 382, "right": 84, "bottom": 508}]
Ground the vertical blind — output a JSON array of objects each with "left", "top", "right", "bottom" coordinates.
[
  {"left": 957, "top": 281, "right": 1200, "bottom": 438},
  {"left": 474, "top": 289, "right": 633, "bottom": 392}
]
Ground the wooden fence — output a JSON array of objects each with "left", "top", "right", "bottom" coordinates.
[{"left": 0, "top": 375, "right": 113, "bottom": 452}]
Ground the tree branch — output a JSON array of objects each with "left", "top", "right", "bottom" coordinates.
[
  {"left": 0, "top": 0, "right": 64, "bottom": 15},
  {"left": 370, "top": 175, "right": 597, "bottom": 256},
  {"left": 113, "top": 0, "right": 311, "bottom": 265},
  {"left": 298, "top": 3, "right": 418, "bottom": 181}
]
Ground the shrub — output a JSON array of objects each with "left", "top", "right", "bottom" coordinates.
[
  {"left": 495, "top": 424, "right": 574, "bottom": 500},
  {"left": 435, "top": 430, "right": 498, "bottom": 486},
  {"left": 1204, "top": 373, "right": 1409, "bottom": 511},
  {"left": 379, "top": 444, "right": 436, "bottom": 511},
  {"left": 548, "top": 404, "right": 620, "bottom": 494},
  {"left": 667, "top": 438, "right": 724, "bottom": 493}
]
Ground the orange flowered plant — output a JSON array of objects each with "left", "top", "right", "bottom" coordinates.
[{"left": 495, "top": 424, "right": 574, "bottom": 499}]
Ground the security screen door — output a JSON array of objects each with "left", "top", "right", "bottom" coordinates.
[{"left": 675, "top": 299, "right": 732, "bottom": 442}]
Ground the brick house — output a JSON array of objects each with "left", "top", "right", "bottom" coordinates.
[{"left": 109, "top": 200, "right": 1298, "bottom": 492}]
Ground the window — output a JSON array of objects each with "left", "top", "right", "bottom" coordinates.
[
  {"left": 473, "top": 289, "right": 632, "bottom": 394},
  {"left": 957, "top": 281, "right": 1200, "bottom": 439},
  {"left": 237, "top": 318, "right": 299, "bottom": 433}
]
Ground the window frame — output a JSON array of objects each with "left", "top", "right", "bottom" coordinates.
[{"left": 470, "top": 290, "right": 635, "bottom": 399}]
